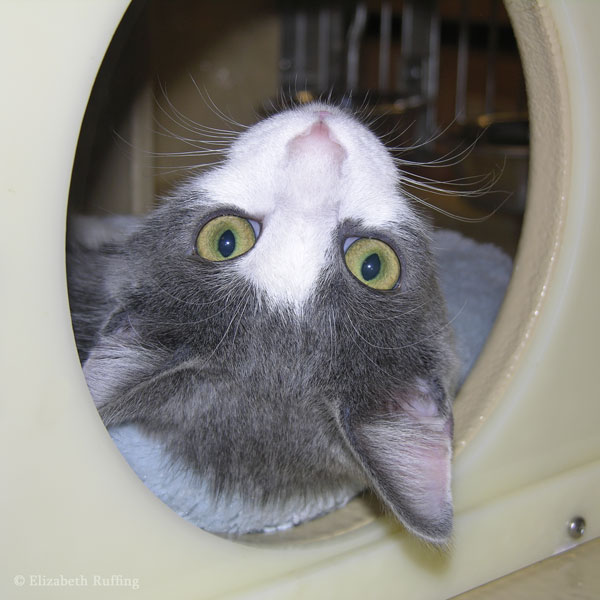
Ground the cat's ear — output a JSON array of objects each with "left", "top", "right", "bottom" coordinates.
[{"left": 340, "top": 379, "right": 453, "bottom": 544}]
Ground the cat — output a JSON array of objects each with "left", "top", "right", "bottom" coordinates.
[{"left": 67, "top": 103, "right": 458, "bottom": 544}]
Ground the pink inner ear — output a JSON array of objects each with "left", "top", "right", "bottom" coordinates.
[
  {"left": 342, "top": 379, "right": 454, "bottom": 542},
  {"left": 360, "top": 414, "right": 452, "bottom": 521},
  {"left": 402, "top": 378, "right": 443, "bottom": 420},
  {"left": 405, "top": 423, "right": 452, "bottom": 518},
  {"left": 405, "top": 395, "right": 439, "bottom": 419}
]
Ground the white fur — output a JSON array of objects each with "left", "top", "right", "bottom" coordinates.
[{"left": 193, "top": 104, "right": 419, "bottom": 309}]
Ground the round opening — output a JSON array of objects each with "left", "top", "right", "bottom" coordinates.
[{"left": 67, "top": 0, "right": 533, "bottom": 544}]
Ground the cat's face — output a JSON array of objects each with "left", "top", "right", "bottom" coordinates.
[
  {"left": 82, "top": 104, "right": 457, "bottom": 544},
  {"left": 197, "top": 105, "right": 420, "bottom": 308}
]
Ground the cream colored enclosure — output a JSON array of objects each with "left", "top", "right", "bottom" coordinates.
[{"left": 1, "top": 1, "right": 599, "bottom": 598}]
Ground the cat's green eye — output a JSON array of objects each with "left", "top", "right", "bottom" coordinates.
[
  {"left": 343, "top": 237, "right": 401, "bottom": 290},
  {"left": 196, "top": 215, "right": 258, "bottom": 261}
]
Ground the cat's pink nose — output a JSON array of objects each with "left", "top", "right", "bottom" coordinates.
[
  {"left": 304, "top": 120, "right": 330, "bottom": 140},
  {"left": 287, "top": 120, "right": 347, "bottom": 165}
]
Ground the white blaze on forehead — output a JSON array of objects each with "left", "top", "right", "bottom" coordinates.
[{"left": 194, "top": 105, "right": 415, "bottom": 308}]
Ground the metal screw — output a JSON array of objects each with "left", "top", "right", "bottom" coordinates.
[{"left": 567, "top": 516, "right": 586, "bottom": 539}]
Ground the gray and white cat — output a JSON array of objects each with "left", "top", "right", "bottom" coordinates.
[{"left": 68, "top": 103, "right": 458, "bottom": 544}]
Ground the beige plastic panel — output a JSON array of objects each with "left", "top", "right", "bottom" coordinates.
[
  {"left": 0, "top": 1, "right": 599, "bottom": 599},
  {"left": 453, "top": 538, "right": 600, "bottom": 599}
]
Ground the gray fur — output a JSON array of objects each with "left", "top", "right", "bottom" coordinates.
[{"left": 67, "top": 109, "right": 458, "bottom": 544}]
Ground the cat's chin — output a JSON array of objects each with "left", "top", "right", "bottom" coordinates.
[{"left": 109, "top": 423, "right": 364, "bottom": 536}]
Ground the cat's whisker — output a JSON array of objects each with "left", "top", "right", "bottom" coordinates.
[
  {"left": 325, "top": 309, "right": 338, "bottom": 382},
  {"left": 152, "top": 275, "right": 233, "bottom": 309},
  {"left": 146, "top": 148, "right": 227, "bottom": 158},
  {"left": 152, "top": 121, "right": 236, "bottom": 145},
  {"left": 157, "top": 79, "right": 244, "bottom": 136},
  {"left": 229, "top": 294, "right": 251, "bottom": 348},
  {"left": 339, "top": 315, "right": 404, "bottom": 384},
  {"left": 375, "top": 118, "right": 419, "bottom": 148},
  {"left": 325, "top": 87, "right": 336, "bottom": 106},
  {"left": 346, "top": 298, "right": 431, "bottom": 323},
  {"left": 108, "top": 83, "right": 239, "bottom": 170},
  {"left": 196, "top": 294, "right": 249, "bottom": 370},
  {"left": 188, "top": 76, "right": 250, "bottom": 131},
  {"left": 353, "top": 91, "right": 375, "bottom": 119},
  {"left": 149, "top": 112, "right": 235, "bottom": 150},
  {"left": 153, "top": 99, "right": 239, "bottom": 140},
  {"left": 401, "top": 174, "right": 499, "bottom": 197},
  {"left": 446, "top": 299, "right": 468, "bottom": 325},
  {"left": 123, "top": 316, "right": 140, "bottom": 341},
  {"left": 362, "top": 104, "right": 398, "bottom": 133},
  {"left": 402, "top": 188, "right": 510, "bottom": 224},
  {"left": 403, "top": 169, "right": 499, "bottom": 187},
  {"left": 387, "top": 118, "right": 462, "bottom": 156},
  {"left": 343, "top": 300, "right": 463, "bottom": 353},
  {"left": 149, "top": 161, "right": 226, "bottom": 176},
  {"left": 111, "top": 130, "right": 227, "bottom": 177},
  {"left": 343, "top": 308, "right": 404, "bottom": 353},
  {"left": 393, "top": 137, "right": 491, "bottom": 172}
]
